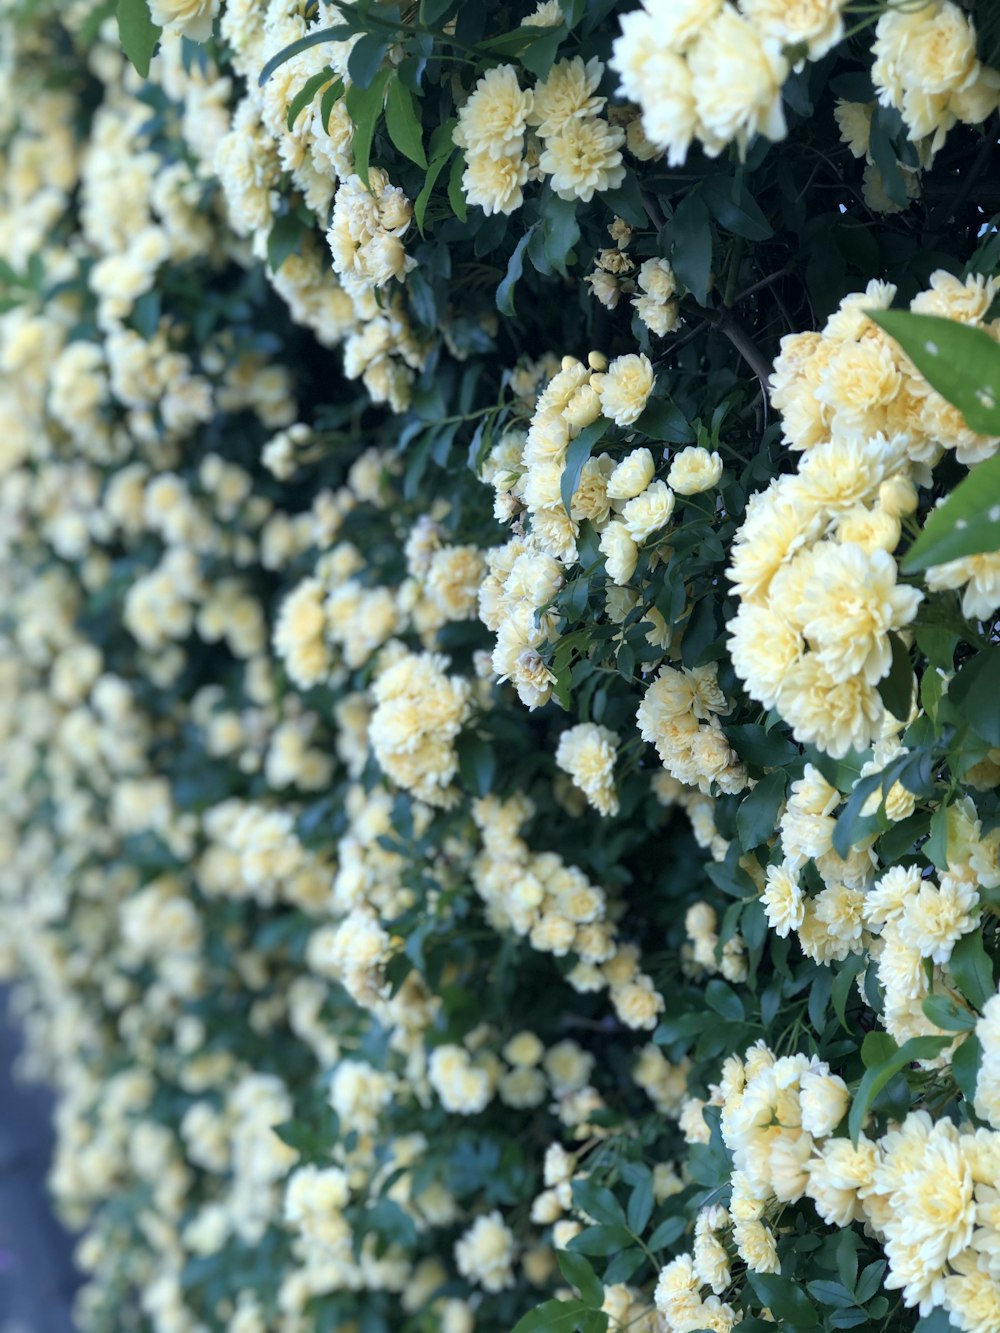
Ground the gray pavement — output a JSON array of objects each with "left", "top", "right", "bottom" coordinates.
[{"left": 0, "top": 996, "right": 79, "bottom": 1333}]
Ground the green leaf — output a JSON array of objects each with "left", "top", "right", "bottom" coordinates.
[
  {"left": 456, "top": 732, "right": 496, "bottom": 799},
  {"left": 854, "top": 1259, "right": 887, "bottom": 1306},
  {"left": 626, "top": 1174, "right": 653, "bottom": 1235},
  {"left": 916, "top": 625, "right": 957, "bottom": 672},
  {"left": 648, "top": 1215, "right": 686, "bottom": 1250},
  {"left": 556, "top": 1252, "right": 603, "bottom": 1309},
  {"left": 861, "top": 1030, "right": 897, "bottom": 1069},
  {"left": 925, "top": 801, "right": 951, "bottom": 870},
  {"left": 903, "top": 452, "right": 1000, "bottom": 571},
  {"left": 414, "top": 125, "right": 456, "bottom": 233},
  {"left": 258, "top": 23, "right": 353, "bottom": 85},
  {"left": 834, "top": 1229, "right": 859, "bottom": 1292},
  {"left": 319, "top": 75, "right": 346, "bottom": 132},
  {"left": 952, "top": 1033, "right": 982, "bottom": 1104},
  {"left": 580, "top": 1313, "right": 609, "bottom": 1333},
  {"left": 949, "top": 928, "right": 995, "bottom": 1010},
  {"left": 746, "top": 1271, "right": 820, "bottom": 1328},
  {"left": 497, "top": 225, "right": 538, "bottom": 316},
  {"left": 832, "top": 954, "right": 866, "bottom": 1032},
  {"left": 948, "top": 647, "right": 1000, "bottom": 747},
  {"left": 566, "top": 1225, "right": 634, "bottom": 1255},
  {"left": 671, "top": 191, "right": 713, "bottom": 305},
  {"left": 871, "top": 309, "right": 1000, "bottom": 436},
  {"left": 447, "top": 151, "right": 468, "bottom": 221},
  {"left": 877, "top": 632, "right": 914, "bottom": 722},
  {"left": 267, "top": 212, "right": 306, "bottom": 273},
  {"left": 345, "top": 67, "right": 391, "bottom": 188},
  {"left": 511, "top": 1299, "right": 590, "bottom": 1333},
  {"left": 347, "top": 30, "right": 389, "bottom": 89},
  {"left": 849, "top": 1034, "right": 951, "bottom": 1143},
  {"left": 914, "top": 1310, "right": 958, "bottom": 1333},
  {"left": 634, "top": 398, "right": 696, "bottom": 444},
  {"left": 598, "top": 174, "right": 647, "bottom": 228},
  {"left": 287, "top": 68, "right": 335, "bottom": 131},
  {"left": 867, "top": 104, "right": 908, "bottom": 208},
  {"left": 832, "top": 753, "right": 911, "bottom": 859},
  {"left": 571, "top": 1178, "right": 626, "bottom": 1227},
  {"left": 705, "top": 978, "right": 745, "bottom": 1022},
  {"left": 736, "top": 770, "right": 787, "bottom": 850},
  {"left": 702, "top": 175, "right": 773, "bottom": 241},
  {"left": 807, "top": 1281, "right": 858, "bottom": 1310},
  {"left": 519, "top": 22, "right": 566, "bottom": 78},
  {"left": 116, "top": 0, "right": 161, "bottom": 77},
  {"left": 560, "top": 420, "right": 607, "bottom": 516},
  {"left": 385, "top": 77, "right": 427, "bottom": 167},
  {"left": 726, "top": 723, "right": 800, "bottom": 769},
  {"left": 921, "top": 993, "right": 977, "bottom": 1031},
  {"left": 542, "top": 193, "right": 580, "bottom": 277}
]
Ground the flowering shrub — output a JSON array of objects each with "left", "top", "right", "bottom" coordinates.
[{"left": 2, "top": 0, "right": 1000, "bottom": 1331}]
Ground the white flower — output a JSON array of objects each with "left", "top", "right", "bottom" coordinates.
[
  {"left": 667, "top": 446, "right": 723, "bottom": 495},
  {"left": 591, "top": 354, "right": 655, "bottom": 426},
  {"left": 622, "top": 481, "right": 675, "bottom": 541},
  {"left": 607, "top": 448, "right": 655, "bottom": 501},
  {"left": 599, "top": 521, "right": 639, "bottom": 585}
]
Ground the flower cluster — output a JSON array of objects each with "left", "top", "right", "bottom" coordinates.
[
  {"left": 1, "top": 1, "right": 999, "bottom": 1331},
  {"left": 455, "top": 57, "right": 625, "bottom": 216}
]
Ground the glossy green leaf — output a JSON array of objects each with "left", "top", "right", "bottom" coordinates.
[
  {"left": 703, "top": 175, "right": 773, "bottom": 241},
  {"left": 117, "top": 0, "right": 161, "bottom": 77},
  {"left": 736, "top": 770, "right": 787, "bottom": 850},
  {"left": 948, "top": 646, "right": 1000, "bottom": 747},
  {"left": 877, "top": 632, "right": 914, "bottom": 722},
  {"left": 626, "top": 1173, "right": 653, "bottom": 1235},
  {"left": 267, "top": 212, "right": 306, "bottom": 273},
  {"left": 447, "top": 151, "right": 468, "bottom": 221},
  {"left": 872, "top": 309, "right": 1000, "bottom": 435},
  {"left": 345, "top": 68, "right": 391, "bottom": 188},
  {"left": 347, "top": 30, "right": 389, "bottom": 89},
  {"left": 496, "top": 224, "right": 537, "bottom": 316},
  {"left": 560, "top": 419, "right": 607, "bottom": 515},
  {"left": 556, "top": 1251, "right": 602, "bottom": 1309},
  {"left": 746, "top": 1271, "right": 820, "bottom": 1328},
  {"left": 258, "top": 23, "right": 353, "bottom": 85},
  {"left": 952, "top": 1033, "right": 982, "bottom": 1104},
  {"left": 511, "top": 1299, "right": 590, "bottom": 1333},
  {"left": 384, "top": 77, "right": 427, "bottom": 167},
  {"left": 921, "top": 993, "right": 977, "bottom": 1031},
  {"left": 571, "top": 1178, "right": 626, "bottom": 1227},
  {"left": 566, "top": 1225, "right": 633, "bottom": 1256},
  {"left": 287, "top": 68, "right": 335, "bottom": 131},
  {"left": 671, "top": 191, "right": 713, "bottom": 305},
  {"left": 949, "top": 928, "right": 995, "bottom": 1010},
  {"left": 648, "top": 1215, "right": 686, "bottom": 1250},
  {"left": 849, "top": 1034, "right": 951, "bottom": 1142},
  {"left": 902, "top": 452, "right": 1000, "bottom": 571}
]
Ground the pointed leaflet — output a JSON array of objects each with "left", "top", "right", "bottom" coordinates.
[
  {"left": 345, "top": 68, "right": 392, "bottom": 188},
  {"left": 117, "top": 0, "right": 161, "bottom": 77},
  {"left": 560, "top": 420, "right": 607, "bottom": 515},
  {"left": 385, "top": 77, "right": 427, "bottom": 167},
  {"left": 901, "top": 451, "right": 1000, "bottom": 571}
]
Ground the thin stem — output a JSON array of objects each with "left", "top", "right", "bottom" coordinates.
[
  {"left": 935, "top": 116, "right": 997, "bottom": 228},
  {"left": 732, "top": 267, "right": 791, "bottom": 306},
  {"left": 715, "top": 310, "right": 773, "bottom": 400}
]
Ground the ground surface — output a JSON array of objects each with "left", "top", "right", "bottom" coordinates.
[{"left": 0, "top": 996, "right": 78, "bottom": 1333}]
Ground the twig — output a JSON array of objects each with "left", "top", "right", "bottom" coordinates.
[
  {"left": 732, "top": 267, "right": 791, "bottom": 306},
  {"left": 933, "top": 116, "right": 997, "bottom": 229}
]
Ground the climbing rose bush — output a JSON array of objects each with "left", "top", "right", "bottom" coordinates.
[{"left": 2, "top": 0, "right": 1000, "bottom": 1331}]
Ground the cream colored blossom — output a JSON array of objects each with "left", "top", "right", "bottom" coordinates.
[{"left": 591, "top": 353, "right": 655, "bottom": 426}]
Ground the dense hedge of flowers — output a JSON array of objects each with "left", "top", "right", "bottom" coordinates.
[{"left": 3, "top": 0, "right": 1000, "bottom": 1331}]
